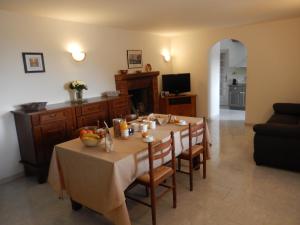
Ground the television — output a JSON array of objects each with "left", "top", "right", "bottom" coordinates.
[{"left": 162, "top": 73, "right": 191, "bottom": 94}]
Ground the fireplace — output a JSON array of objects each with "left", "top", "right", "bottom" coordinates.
[
  {"left": 115, "top": 71, "right": 159, "bottom": 115},
  {"left": 129, "top": 88, "right": 151, "bottom": 115}
]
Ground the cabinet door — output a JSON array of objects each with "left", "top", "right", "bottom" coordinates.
[
  {"left": 108, "top": 96, "right": 130, "bottom": 124},
  {"left": 239, "top": 91, "right": 246, "bottom": 107},
  {"left": 34, "top": 120, "right": 72, "bottom": 165},
  {"left": 229, "top": 91, "right": 240, "bottom": 107},
  {"left": 77, "top": 112, "right": 108, "bottom": 128}
]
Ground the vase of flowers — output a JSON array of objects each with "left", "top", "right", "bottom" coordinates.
[{"left": 69, "top": 80, "right": 88, "bottom": 102}]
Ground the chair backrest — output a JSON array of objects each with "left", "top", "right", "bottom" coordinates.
[
  {"left": 125, "top": 114, "right": 138, "bottom": 122},
  {"left": 180, "top": 117, "right": 206, "bottom": 157},
  {"left": 147, "top": 131, "right": 175, "bottom": 183}
]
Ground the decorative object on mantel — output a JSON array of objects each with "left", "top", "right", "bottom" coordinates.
[
  {"left": 127, "top": 50, "right": 143, "bottom": 69},
  {"left": 69, "top": 80, "right": 88, "bottom": 103},
  {"left": 102, "top": 90, "right": 120, "bottom": 97},
  {"left": 22, "top": 52, "right": 46, "bottom": 73},
  {"left": 119, "top": 69, "right": 128, "bottom": 74},
  {"left": 20, "top": 102, "right": 47, "bottom": 112},
  {"left": 145, "top": 64, "right": 152, "bottom": 72}
]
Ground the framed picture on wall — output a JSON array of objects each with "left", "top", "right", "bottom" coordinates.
[
  {"left": 127, "top": 50, "right": 143, "bottom": 69},
  {"left": 22, "top": 52, "right": 46, "bottom": 73}
]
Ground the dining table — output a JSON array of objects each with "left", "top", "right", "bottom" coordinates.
[{"left": 48, "top": 114, "right": 210, "bottom": 225}]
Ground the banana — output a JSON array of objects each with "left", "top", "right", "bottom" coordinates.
[{"left": 81, "top": 133, "right": 100, "bottom": 139}]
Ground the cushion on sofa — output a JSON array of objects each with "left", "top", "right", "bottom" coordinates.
[
  {"left": 273, "top": 103, "right": 300, "bottom": 116},
  {"left": 267, "top": 114, "right": 300, "bottom": 125},
  {"left": 253, "top": 123, "right": 300, "bottom": 138}
]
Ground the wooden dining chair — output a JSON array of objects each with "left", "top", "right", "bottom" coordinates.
[
  {"left": 126, "top": 132, "right": 176, "bottom": 225},
  {"left": 177, "top": 118, "right": 207, "bottom": 191}
]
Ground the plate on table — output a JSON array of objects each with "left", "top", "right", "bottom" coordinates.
[
  {"left": 142, "top": 136, "right": 155, "bottom": 143},
  {"left": 175, "top": 120, "right": 188, "bottom": 126}
]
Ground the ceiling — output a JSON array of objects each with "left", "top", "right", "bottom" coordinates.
[{"left": 1, "top": 0, "right": 300, "bottom": 35}]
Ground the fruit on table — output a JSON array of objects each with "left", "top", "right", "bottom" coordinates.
[
  {"left": 80, "top": 130, "right": 101, "bottom": 147},
  {"left": 81, "top": 133, "right": 100, "bottom": 139}
]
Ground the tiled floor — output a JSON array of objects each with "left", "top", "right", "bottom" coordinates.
[
  {"left": 219, "top": 107, "right": 245, "bottom": 121},
  {"left": 1, "top": 115, "right": 300, "bottom": 225}
]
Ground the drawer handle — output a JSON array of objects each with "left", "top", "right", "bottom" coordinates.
[{"left": 49, "top": 114, "right": 56, "bottom": 118}]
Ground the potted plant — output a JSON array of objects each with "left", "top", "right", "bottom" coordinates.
[{"left": 69, "top": 80, "right": 88, "bottom": 102}]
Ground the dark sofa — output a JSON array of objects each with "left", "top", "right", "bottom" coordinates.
[{"left": 253, "top": 103, "right": 300, "bottom": 171}]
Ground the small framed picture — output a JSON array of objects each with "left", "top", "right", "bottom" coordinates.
[
  {"left": 127, "top": 50, "right": 143, "bottom": 69},
  {"left": 22, "top": 52, "right": 45, "bottom": 73}
]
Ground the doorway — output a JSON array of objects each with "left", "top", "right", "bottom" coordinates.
[{"left": 208, "top": 39, "right": 247, "bottom": 120}]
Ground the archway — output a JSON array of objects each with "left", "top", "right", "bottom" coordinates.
[{"left": 208, "top": 39, "right": 247, "bottom": 120}]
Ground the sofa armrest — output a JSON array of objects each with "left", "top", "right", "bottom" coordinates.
[{"left": 253, "top": 123, "right": 300, "bottom": 138}]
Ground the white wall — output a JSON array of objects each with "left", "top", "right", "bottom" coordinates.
[
  {"left": 221, "top": 39, "right": 247, "bottom": 68},
  {"left": 0, "top": 11, "right": 172, "bottom": 180},
  {"left": 208, "top": 42, "right": 220, "bottom": 118},
  {"left": 171, "top": 17, "right": 300, "bottom": 124}
]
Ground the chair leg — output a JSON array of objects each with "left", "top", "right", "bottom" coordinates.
[
  {"left": 172, "top": 172, "right": 177, "bottom": 208},
  {"left": 203, "top": 154, "right": 207, "bottom": 179},
  {"left": 189, "top": 158, "right": 193, "bottom": 191},
  {"left": 178, "top": 158, "right": 181, "bottom": 171},
  {"left": 150, "top": 185, "right": 157, "bottom": 225}
]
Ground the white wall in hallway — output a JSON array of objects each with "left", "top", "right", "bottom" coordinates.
[{"left": 208, "top": 43, "right": 220, "bottom": 118}]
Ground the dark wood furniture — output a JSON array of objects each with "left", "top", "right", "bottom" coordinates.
[
  {"left": 12, "top": 96, "right": 129, "bottom": 183},
  {"left": 126, "top": 132, "right": 177, "bottom": 225},
  {"left": 159, "top": 94, "right": 197, "bottom": 117},
  {"left": 115, "top": 71, "right": 160, "bottom": 114},
  {"left": 178, "top": 120, "right": 207, "bottom": 191}
]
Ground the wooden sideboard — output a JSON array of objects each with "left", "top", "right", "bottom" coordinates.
[
  {"left": 159, "top": 94, "right": 197, "bottom": 117},
  {"left": 12, "top": 95, "right": 129, "bottom": 183}
]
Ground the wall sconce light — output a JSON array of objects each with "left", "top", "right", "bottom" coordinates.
[
  {"left": 72, "top": 51, "right": 86, "bottom": 61},
  {"left": 161, "top": 49, "right": 171, "bottom": 62},
  {"left": 67, "top": 42, "right": 86, "bottom": 62}
]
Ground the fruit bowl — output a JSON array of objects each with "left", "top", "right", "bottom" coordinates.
[
  {"left": 79, "top": 128, "right": 106, "bottom": 147},
  {"left": 81, "top": 137, "right": 100, "bottom": 147}
]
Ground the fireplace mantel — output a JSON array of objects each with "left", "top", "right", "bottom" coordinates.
[
  {"left": 115, "top": 71, "right": 159, "bottom": 81},
  {"left": 115, "top": 71, "right": 159, "bottom": 113}
]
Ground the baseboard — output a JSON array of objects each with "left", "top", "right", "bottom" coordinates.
[{"left": 0, "top": 172, "right": 24, "bottom": 185}]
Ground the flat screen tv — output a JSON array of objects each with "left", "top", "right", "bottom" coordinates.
[{"left": 162, "top": 73, "right": 191, "bottom": 94}]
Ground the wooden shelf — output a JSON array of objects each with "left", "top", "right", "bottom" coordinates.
[{"left": 159, "top": 94, "right": 197, "bottom": 117}]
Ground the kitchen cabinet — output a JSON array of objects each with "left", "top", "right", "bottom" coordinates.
[{"left": 228, "top": 84, "right": 246, "bottom": 109}]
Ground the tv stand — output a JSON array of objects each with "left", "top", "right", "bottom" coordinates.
[{"left": 159, "top": 94, "right": 196, "bottom": 116}]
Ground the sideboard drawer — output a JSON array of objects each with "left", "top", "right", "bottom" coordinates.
[
  {"left": 81, "top": 102, "right": 107, "bottom": 115},
  {"left": 40, "top": 111, "right": 66, "bottom": 124}
]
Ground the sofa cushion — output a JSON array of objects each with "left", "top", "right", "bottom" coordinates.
[
  {"left": 253, "top": 123, "right": 300, "bottom": 138},
  {"left": 273, "top": 103, "right": 300, "bottom": 116},
  {"left": 268, "top": 114, "right": 300, "bottom": 125}
]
